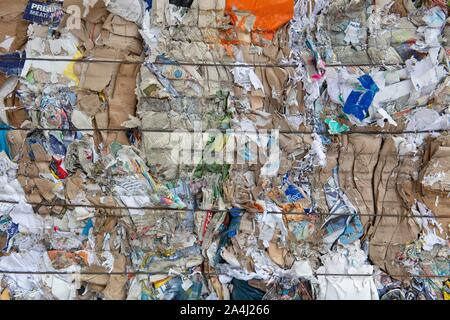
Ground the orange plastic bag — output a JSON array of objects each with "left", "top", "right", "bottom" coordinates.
[{"left": 225, "top": 0, "right": 294, "bottom": 39}]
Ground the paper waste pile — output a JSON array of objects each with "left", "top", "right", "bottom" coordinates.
[{"left": 0, "top": 0, "right": 448, "bottom": 300}]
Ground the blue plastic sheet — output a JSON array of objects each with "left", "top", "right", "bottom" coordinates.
[
  {"left": 0, "top": 52, "right": 26, "bottom": 77},
  {"left": 343, "top": 75, "right": 379, "bottom": 121},
  {"left": 82, "top": 218, "right": 93, "bottom": 236},
  {"left": 0, "top": 124, "right": 11, "bottom": 158}
]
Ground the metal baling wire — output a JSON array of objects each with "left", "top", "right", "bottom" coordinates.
[
  {"left": 0, "top": 127, "right": 448, "bottom": 135},
  {"left": 0, "top": 55, "right": 413, "bottom": 67},
  {"left": 1, "top": 199, "right": 450, "bottom": 218},
  {"left": 0, "top": 270, "right": 447, "bottom": 278}
]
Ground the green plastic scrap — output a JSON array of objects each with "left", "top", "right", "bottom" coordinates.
[
  {"left": 25, "top": 71, "right": 35, "bottom": 84},
  {"left": 324, "top": 118, "right": 350, "bottom": 134}
]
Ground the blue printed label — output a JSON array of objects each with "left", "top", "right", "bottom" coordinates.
[
  {"left": 285, "top": 184, "right": 304, "bottom": 202},
  {"left": 23, "top": 1, "right": 59, "bottom": 24}
]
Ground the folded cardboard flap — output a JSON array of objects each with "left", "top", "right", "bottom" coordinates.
[
  {"left": 3, "top": 81, "right": 28, "bottom": 127},
  {"left": 363, "top": 138, "right": 421, "bottom": 276},
  {"left": 33, "top": 178, "right": 56, "bottom": 202},
  {"left": 106, "top": 60, "right": 140, "bottom": 145},
  {"left": 421, "top": 145, "right": 450, "bottom": 192},
  {"left": 77, "top": 92, "right": 102, "bottom": 117},
  {"left": 80, "top": 265, "right": 110, "bottom": 286},
  {"left": 29, "top": 143, "right": 52, "bottom": 162},
  {"left": 63, "top": 0, "right": 108, "bottom": 24},
  {"left": 94, "top": 110, "right": 108, "bottom": 143},
  {"left": 103, "top": 14, "right": 140, "bottom": 38},
  {"left": 7, "top": 130, "right": 27, "bottom": 159},
  {"left": 0, "top": 19, "right": 29, "bottom": 54},
  {"left": 0, "top": 0, "right": 29, "bottom": 53},
  {"left": 102, "top": 254, "right": 127, "bottom": 300},
  {"left": 99, "top": 30, "right": 143, "bottom": 55},
  {"left": 0, "top": 0, "right": 29, "bottom": 19},
  {"left": 77, "top": 47, "right": 121, "bottom": 92},
  {"left": 68, "top": 20, "right": 104, "bottom": 50},
  {"left": 419, "top": 136, "right": 450, "bottom": 234},
  {"left": 338, "top": 135, "right": 383, "bottom": 227}
]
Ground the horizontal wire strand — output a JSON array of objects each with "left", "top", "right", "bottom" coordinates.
[
  {"left": 1, "top": 200, "right": 449, "bottom": 218},
  {"left": 0, "top": 56, "right": 412, "bottom": 68},
  {"left": 0, "top": 127, "right": 448, "bottom": 135},
  {"left": 0, "top": 270, "right": 447, "bottom": 278}
]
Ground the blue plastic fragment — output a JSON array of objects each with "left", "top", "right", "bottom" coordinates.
[
  {"left": 0, "top": 52, "right": 26, "bottom": 76},
  {"left": 339, "top": 215, "right": 364, "bottom": 244},
  {"left": 343, "top": 74, "right": 379, "bottom": 121},
  {"left": 285, "top": 184, "right": 304, "bottom": 202},
  {"left": 0, "top": 124, "right": 11, "bottom": 158},
  {"left": 82, "top": 218, "right": 94, "bottom": 236},
  {"left": 229, "top": 207, "right": 243, "bottom": 217},
  {"left": 227, "top": 215, "right": 242, "bottom": 238}
]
